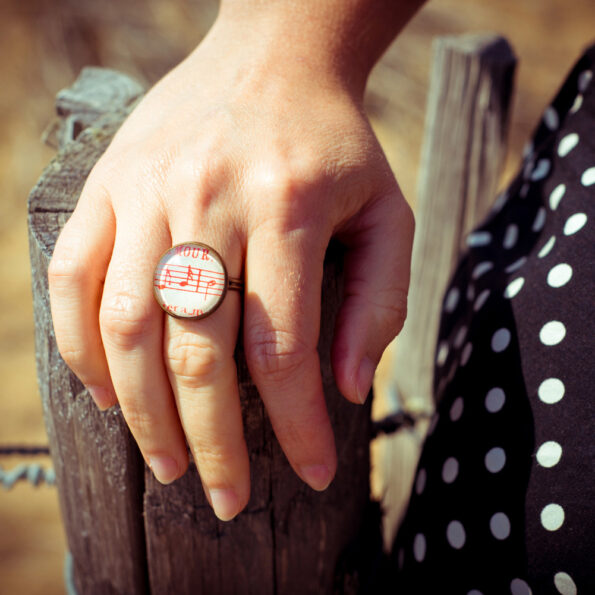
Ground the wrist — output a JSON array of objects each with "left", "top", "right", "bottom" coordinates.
[{"left": 210, "top": 1, "right": 424, "bottom": 97}]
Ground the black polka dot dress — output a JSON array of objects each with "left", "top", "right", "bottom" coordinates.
[{"left": 391, "top": 44, "right": 595, "bottom": 595}]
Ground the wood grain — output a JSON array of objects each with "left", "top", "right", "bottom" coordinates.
[{"left": 391, "top": 34, "right": 517, "bottom": 410}]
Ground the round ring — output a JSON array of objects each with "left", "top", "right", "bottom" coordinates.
[{"left": 153, "top": 242, "right": 243, "bottom": 320}]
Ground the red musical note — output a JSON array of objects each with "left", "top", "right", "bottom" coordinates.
[
  {"left": 179, "top": 265, "right": 194, "bottom": 287},
  {"left": 204, "top": 279, "right": 216, "bottom": 297},
  {"left": 158, "top": 267, "right": 173, "bottom": 289}
]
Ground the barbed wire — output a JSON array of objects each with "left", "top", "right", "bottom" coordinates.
[
  {"left": 0, "top": 445, "right": 54, "bottom": 489},
  {"left": 0, "top": 445, "right": 50, "bottom": 456},
  {"left": 0, "top": 462, "right": 55, "bottom": 489}
]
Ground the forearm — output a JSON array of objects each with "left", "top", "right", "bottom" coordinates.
[{"left": 212, "top": 0, "right": 426, "bottom": 96}]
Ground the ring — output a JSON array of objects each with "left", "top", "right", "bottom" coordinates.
[{"left": 153, "top": 242, "right": 243, "bottom": 319}]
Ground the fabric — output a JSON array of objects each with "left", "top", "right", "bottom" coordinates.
[{"left": 391, "top": 44, "right": 595, "bottom": 595}]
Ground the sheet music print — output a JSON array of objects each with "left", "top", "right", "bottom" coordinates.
[
  {"left": 154, "top": 264, "right": 224, "bottom": 298},
  {"left": 153, "top": 244, "right": 227, "bottom": 318}
]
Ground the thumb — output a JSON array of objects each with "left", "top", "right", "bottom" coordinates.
[{"left": 332, "top": 192, "right": 414, "bottom": 404}]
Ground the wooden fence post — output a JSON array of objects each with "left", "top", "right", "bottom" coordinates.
[
  {"left": 391, "top": 33, "right": 517, "bottom": 411},
  {"left": 29, "top": 68, "right": 378, "bottom": 594},
  {"left": 379, "top": 34, "right": 517, "bottom": 545}
]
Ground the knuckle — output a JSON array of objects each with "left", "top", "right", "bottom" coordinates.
[
  {"left": 251, "top": 168, "right": 319, "bottom": 232},
  {"left": 121, "top": 402, "right": 157, "bottom": 439},
  {"left": 55, "top": 341, "right": 87, "bottom": 373},
  {"left": 48, "top": 250, "right": 86, "bottom": 289},
  {"left": 375, "top": 289, "right": 408, "bottom": 335},
  {"left": 246, "top": 326, "right": 311, "bottom": 381},
  {"left": 189, "top": 441, "right": 236, "bottom": 474},
  {"left": 166, "top": 335, "right": 223, "bottom": 385},
  {"left": 100, "top": 295, "right": 153, "bottom": 348}
]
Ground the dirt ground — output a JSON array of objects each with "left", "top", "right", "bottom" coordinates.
[{"left": 0, "top": 0, "right": 592, "bottom": 593}]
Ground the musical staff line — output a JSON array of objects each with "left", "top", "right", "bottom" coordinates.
[{"left": 154, "top": 263, "right": 225, "bottom": 297}]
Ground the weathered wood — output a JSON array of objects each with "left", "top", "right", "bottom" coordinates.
[
  {"left": 391, "top": 34, "right": 517, "bottom": 410},
  {"left": 42, "top": 66, "right": 144, "bottom": 149},
  {"left": 28, "top": 74, "right": 146, "bottom": 595},
  {"left": 29, "top": 68, "right": 378, "bottom": 594}
]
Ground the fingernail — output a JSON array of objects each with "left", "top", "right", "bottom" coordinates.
[
  {"left": 209, "top": 488, "right": 240, "bottom": 521},
  {"left": 87, "top": 386, "right": 113, "bottom": 410},
  {"left": 356, "top": 357, "right": 375, "bottom": 404},
  {"left": 148, "top": 456, "right": 179, "bottom": 485},
  {"left": 299, "top": 464, "right": 332, "bottom": 491}
]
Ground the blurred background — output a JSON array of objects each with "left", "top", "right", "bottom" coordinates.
[{"left": 0, "top": 0, "right": 592, "bottom": 593}]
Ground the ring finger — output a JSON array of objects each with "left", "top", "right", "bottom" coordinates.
[{"left": 164, "top": 227, "right": 249, "bottom": 521}]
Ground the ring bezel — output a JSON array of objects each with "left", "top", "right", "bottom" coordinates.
[{"left": 153, "top": 242, "right": 237, "bottom": 320}]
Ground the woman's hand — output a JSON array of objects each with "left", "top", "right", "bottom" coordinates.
[{"left": 48, "top": 7, "right": 415, "bottom": 521}]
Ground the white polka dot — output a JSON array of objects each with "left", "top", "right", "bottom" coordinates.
[
  {"left": 491, "top": 328, "right": 511, "bottom": 352},
  {"left": 536, "top": 441, "right": 562, "bottom": 468},
  {"left": 467, "top": 231, "right": 492, "bottom": 247},
  {"left": 541, "top": 503, "right": 564, "bottom": 531},
  {"left": 414, "top": 468, "right": 426, "bottom": 496},
  {"left": 461, "top": 342, "right": 473, "bottom": 366},
  {"left": 564, "top": 212, "right": 587, "bottom": 235},
  {"left": 485, "top": 387, "right": 506, "bottom": 412},
  {"left": 503, "top": 224, "right": 519, "bottom": 249},
  {"left": 442, "top": 457, "right": 459, "bottom": 483},
  {"left": 540, "top": 321, "right": 566, "bottom": 346},
  {"left": 472, "top": 261, "right": 494, "bottom": 279},
  {"left": 454, "top": 326, "right": 467, "bottom": 349},
  {"left": 538, "top": 236, "right": 556, "bottom": 258},
  {"left": 450, "top": 397, "right": 464, "bottom": 422},
  {"left": 397, "top": 548, "right": 405, "bottom": 570},
  {"left": 519, "top": 182, "right": 530, "bottom": 198},
  {"left": 544, "top": 106, "right": 559, "bottom": 130},
  {"left": 549, "top": 184, "right": 566, "bottom": 210},
  {"left": 510, "top": 578, "right": 532, "bottom": 595},
  {"left": 490, "top": 512, "right": 511, "bottom": 540},
  {"left": 467, "top": 591, "right": 484, "bottom": 595},
  {"left": 522, "top": 142, "right": 533, "bottom": 159},
  {"left": 474, "top": 289, "right": 490, "bottom": 312},
  {"left": 581, "top": 167, "right": 595, "bottom": 186},
  {"left": 557, "top": 132, "right": 579, "bottom": 157},
  {"left": 492, "top": 191, "right": 508, "bottom": 213},
  {"left": 570, "top": 94, "right": 583, "bottom": 113},
  {"left": 547, "top": 263, "right": 572, "bottom": 288},
  {"left": 446, "top": 520, "right": 466, "bottom": 549},
  {"left": 531, "top": 158, "right": 551, "bottom": 181},
  {"left": 427, "top": 412, "right": 439, "bottom": 435},
  {"left": 532, "top": 207, "right": 547, "bottom": 232},
  {"left": 523, "top": 158, "right": 535, "bottom": 180},
  {"left": 467, "top": 284, "right": 475, "bottom": 301},
  {"left": 485, "top": 447, "right": 506, "bottom": 473},
  {"left": 554, "top": 571, "right": 577, "bottom": 595},
  {"left": 436, "top": 341, "right": 449, "bottom": 366},
  {"left": 538, "top": 378, "right": 565, "bottom": 404},
  {"left": 578, "top": 69, "right": 593, "bottom": 92},
  {"left": 413, "top": 533, "right": 426, "bottom": 562},
  {"left": 504, "top": 277, "right": 525, "bottom": 299},
  {"left": 505, "top": 257, "right": 527, "bottom": 273},
  {"left": 444, "top": 287, "right": 460, "bottom": 313}
]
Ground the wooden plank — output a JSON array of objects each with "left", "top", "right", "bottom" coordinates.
[
  {"left": 392, "top": 34, "right": 517, "bottom": 411},
  {"left": 29, "top": 67, "right": 378, "bottom": 594}
]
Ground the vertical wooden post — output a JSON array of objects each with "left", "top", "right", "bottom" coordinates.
[
  {"left": 28, "top": 68, "right": 147, "bottom": 595},
  {"left": 29, "top": 68, "right": 378, "bottom": 594},
  {"left": 392, "top": 34, "right": 517, "bottom": 411},
  {"left": 379, "top": 35, "right": 517, "bottom": 546}
]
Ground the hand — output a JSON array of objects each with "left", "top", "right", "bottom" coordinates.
[{"left": 48, "top": 13, "right": 414, "bottom": 521}]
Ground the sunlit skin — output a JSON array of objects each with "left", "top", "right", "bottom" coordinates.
[{"left": 48, "top": 0, "right": 423, "bottom": 521}]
